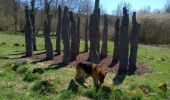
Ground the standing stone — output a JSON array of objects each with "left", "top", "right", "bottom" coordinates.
[
  {"left": 109, "top": 18, "right": 120, "bottom": 67},
  {"left": 100, "top": 14, "right": 108, "bottom": 59},
  {"left": 89, "top": 0, "right": 100, "bottom": 64},
  {"left": 69, "top": 11, "right": 77, "bottom": 61},
  {"left": 129, "top": 12, "right": 140, "bottom": 72},
  {"left": 76, "top": 17, "right": 80, "bottom": 54},
  {"left": 43, "top": 0, "right": 53, "bottom": 60},
  {"left": 84, "top": 18, "right": 88, "bottom": 52},
  {"left": 62, "top": 6, "right": 70, "bottom": 64},
  {"left": 24, "top": 6, "right": 33, "bottom": 57},
  {"left": 118, "top": 7, "right": 129, "bottom": 74},
  {"left": 30, "top": 0, "right": 37, "bottom": 51},
  {"left": 56, "top": 5, "right": 62, "bottom": 55}
]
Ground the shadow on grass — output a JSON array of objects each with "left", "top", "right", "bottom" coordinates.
[{"left": 44, "top": 63, "right": 67, "bottom": 71}]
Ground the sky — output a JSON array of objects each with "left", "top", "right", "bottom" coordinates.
[{"left": 100, "top": 0, "right": 168, "bottom": 14}]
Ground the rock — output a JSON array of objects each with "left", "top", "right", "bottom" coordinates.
[
  {"left": 33, "top": 68, "right": 44, "bottom": 74},
  {"left": 139, "top": 85, "right": 150, "bottom": 94},
  {"left": 11, "top": 59, "right": 27, "bottom": 71},
  {"left": 42, "top": 79, "right": 53, "bottom": 86}
]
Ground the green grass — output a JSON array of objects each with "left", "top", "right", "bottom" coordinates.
[{"left": 0, "top": 32, "right": 170, "bottom": 100}]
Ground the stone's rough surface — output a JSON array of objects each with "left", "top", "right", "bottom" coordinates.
[
  {"left": 129, "top": 12, "right": 140, "bottom": 69},
  {"left": 69, "top": 11, "right": 77, "bottom": 61},
  {"left": 62, "top": 6, "right": 70, "bottom": 64},
  {"left": 76, "top": 17, "right": 80, "bottom": 55},
  {"left": 101, "top": 14, "right": 108, "bottom": 59},
  {"left": 43, "top": 1, "right": 53, "bottom": 60},
  {"left": 119, "top": 7, "right": 129, "bottom": 74},
  {"left": 25, "top": 6, "right": 33, "bottom": 57},
  {"left": 30, "top": 0, "right": 37, "bottom": 51},
  {"left": 84, "top": 18, "right": 89, "bottom": 52},
  {"left": 89, "top": 0, "right": 100, "bottom": 64},
  {"left": 56, "top": 5, "right": 62, "bottom": 55},
  {"left": 110, "top": 18, "right": 120, "bottom": 67}
]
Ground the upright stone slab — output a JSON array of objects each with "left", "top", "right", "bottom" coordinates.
[
  {"left": 43, "top": 1, "right": 53, "bottom": 60},
  {"left": 69, "top": 11, "right": 77, "bottom": 61},
  {"left": 100, "top": 14, "right": 108, "bottom": 58},
  {"left": 129, "top": 12, "right": 140, "bottom": 72},
  {"left": 30, "top": 0, "right": 37, "bottom": 51},
  {"left": 84, "top": 18, "right": 88, "bottom": 52},
  {"left": 109, "top": 18, "right": 120, "bottom": 67},
  {"left": 76, "top": 17, "right": 80, "bottom": 55},
  {"left": 56, "top": 5, "right": 62, "bottom": 55},
  {"left": 89, "top": 0, "right": 100, "bottom": 64},
  {"left": 24, "top": 6, "right": 33, "bottom": 57},
  {"left": 62, "top": 7, "right": 70, "bottom": 64},
  {"left": 119, "top": 7, "right": 129, "bottom": 74}
]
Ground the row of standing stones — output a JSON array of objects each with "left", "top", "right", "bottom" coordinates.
[{"left": 24, "top": 0, "right": 139, "bottom": 74}]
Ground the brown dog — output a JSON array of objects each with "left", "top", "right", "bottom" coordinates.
[{"left": 75, "top": 62, "right": 107, "bottom": 89}]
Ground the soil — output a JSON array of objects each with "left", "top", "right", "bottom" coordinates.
[{"left": 27, "top": 51, "right": 152, "bottom": 76}]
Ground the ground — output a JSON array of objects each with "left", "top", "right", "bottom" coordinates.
[{"left": 0, "top": 32, "right": 170, "bottom": 100}]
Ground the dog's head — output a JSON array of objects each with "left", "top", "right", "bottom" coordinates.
[{"left": 98, "top": 69, "right": 107, "bottom": 84}]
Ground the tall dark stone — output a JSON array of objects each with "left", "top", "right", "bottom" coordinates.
[
  {"left": 109, "top": 18, "right": 120, "bottom": 67},
  {"left": 30, "top": 0, "right": 37, "bottom": 51},
  {"left": 129, "top": 12, "right": 140, "bottom": 72},
  {"left": 43, "top": 0, "right": 53, "bottom": 60},
  {"left": 84, "top": 18, "right": 88, "bottom": 52},
  {"left": 119, "top": 7, "right": 129, "bottom": 74},
  {"left": 89, "top": 0, "right": 100, "bottom": 64},
  {"left": 62, "top": 6, "right": 70, "bottom": 64},
  {"left": 24, "top": 6, "right": 33, "bottom": 57},
  {"left": 69, "top": 11, "right": 77, "bottom": 61},
  {"left": 100, "top": 14, "right": 108, "bottom": 58},
  {"left": 76, "top": 17, "right": 80, "bottom": 54},
  {"left": 56, "top": 5, "right": 62, "bottom": 55}
]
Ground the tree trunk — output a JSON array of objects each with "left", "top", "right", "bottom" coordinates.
[
  {"left": 100, "top": 14, "right": 108, "bottom": 59},
  {"left": 43, "top": 1, "right": 53, "bottom": 60},
  {"left": 24, "top": 6, "right": 33, "bottom": 57},
  {"left": 119, "top": 7, "right": 129, "bottom": 74},
  {"left": 84, "top": 18, "right": 88, "bottom": 52},
  {"left": 62, "top": 6, "right": 70, "bottom": 64},
  {"left": 69, "top": 11, "right": 77, "bottom": 61},
  {"left": 128, "top": 12, "right": 140, "bottom": 73},
  {"left": 76, "top": 17, "right": 80, "bottom": 54},
  {"left": 109, "top": 18, "right": 120, "bottom": 67},
  {"left": 30, "top": 0, "right": 37, "bottom": 51},
  {"left": 89, "top": 0, "right": 100, "bottom": 64},
  {"left": 56, "top": 5, "right": 62, "bottom": 55}
]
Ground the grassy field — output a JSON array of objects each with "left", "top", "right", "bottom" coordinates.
[{"left": 0, "top": 32, "right": 170, "bottom": 100}]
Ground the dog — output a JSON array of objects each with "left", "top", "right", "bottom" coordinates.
[{"left": 75, "top": 62, "right": 107, "bottom": 89}]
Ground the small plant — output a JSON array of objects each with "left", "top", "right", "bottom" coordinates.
[
  {"left": 17, "top": 66, "right": 28, "bottom": 74},
  {"left": 23, "top": 72, "right": 40, "bottom": 82},
  {"left": 32, "top": 79, "right": 57, "bottom": 96}
]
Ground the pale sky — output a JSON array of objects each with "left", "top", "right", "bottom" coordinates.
[{"left": 100, "top": 0, "right": 167, "bottom": 14}]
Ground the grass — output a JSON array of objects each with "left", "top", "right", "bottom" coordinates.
[{"left": 0, "top": 32, "right": 170, "bottom": 100}]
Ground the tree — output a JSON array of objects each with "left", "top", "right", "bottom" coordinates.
[
  {"left": 62, "top": 6, "right": 70, "bottom": 64},
  {"left": 30, "top": 0, "right": 37, "bottom": 51},
  {"left": 24, "top": 5, "right": 33, "bottom": 57},
  {"left": 128, "top": 12, "right": 140, "bottom": 74},
  {"left": 12, "top": 0, "right": 21, "bottom": 32},
  {"left": 43, "top": 0, "right": 53, "bottom": 60},
  {"left": 100, "top": 14, "right": 108, "bottom": 59},
  {"left": 89, "top": 0, "right": 100, "bottom": 64},
  {"left": 165, "top": 0, "right": 170, "bottom": 13},
  {"left": 109, "top": 18, "right": 120, "bottom": 67},
  {"left": 118, "top": 7, "right": 129, "bottom": 74},
  {"left": 56, "top": 5, "right": 62, "bottom": 55},
  {"left": 69, "top": 11, "right": 77, "bottom": 61}
]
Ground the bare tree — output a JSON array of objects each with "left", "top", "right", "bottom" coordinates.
[
  {"left": 12, "top": 0, "right": 21, "bottom": 32},
  {"left": 165, "top": 0, "right": 170, "bottom": 13}
]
